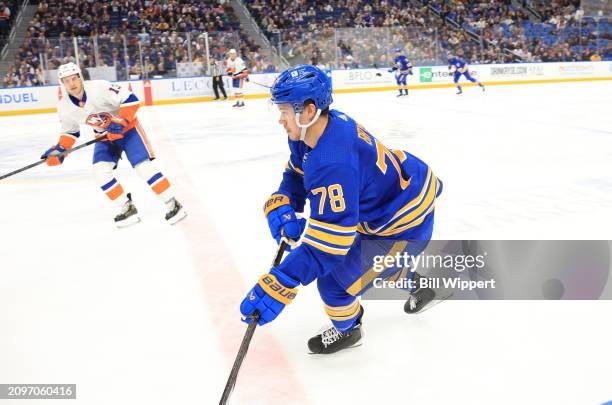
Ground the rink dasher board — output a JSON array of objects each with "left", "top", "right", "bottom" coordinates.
[{"left": 1, "top": 61, "right": 611, "bottom": 117}]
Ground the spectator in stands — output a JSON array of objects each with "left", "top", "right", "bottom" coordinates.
[
  {"left": 3, "top": 65, "right": 17, "bottom": 87},
  {"left": 0, "top": 2, "right": 10, "bottom": 38}
]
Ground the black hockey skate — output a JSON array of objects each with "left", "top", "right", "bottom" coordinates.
[
  {"left": 456, "top": 89, "right": 463, "bottom": 95},
  {"left": 114, "top": 193, "right": 141, "bottom": 228},
  {"left": 404, "top": 287, "right": 436, "bottom": 314},
  {"left": 308, "top": 308, "right": 364, "bottom": 354},
  {"left": 403, "top": 272, "right": 452, "bottom": 314},
  {"left": 165, "top": 197, "right": 187, "bottom": 225}
]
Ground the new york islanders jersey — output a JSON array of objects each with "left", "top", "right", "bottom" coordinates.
[
  {"left": 57, "top": 80, "right": 140, "bottom": 148},
  {"left": 393, "top": 55, "right": 412, "bottom": 73},
  {"left": 275, "top": 110, "right": 441, "bottom": 286},
  {"left": 226, "top": 56, "right": 247, "bottom": 76}
]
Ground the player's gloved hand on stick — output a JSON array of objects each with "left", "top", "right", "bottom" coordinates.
[
  {"left": 41, "top": 144, "right": 68, "bottom": 166},
  {"left": 106, "top": 116, "right": 128, "bottom": 141},
  {"left": 85, "top": 112, "right": 126, "bottom": 141},
  {"left": 240, "top": 268, "right": 299, "bottom": 326},
  {"left": 263, "top": 194, "right": 306, "bottom": 244}
]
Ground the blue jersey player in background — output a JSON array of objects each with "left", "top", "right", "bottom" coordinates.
[
  {"left": 389, "top": 48, "right": 413, "bottom": 97},
  {"left": 240, "top": 65, "right": 443, "bottom": 354},
  {"left": 447, "top": 54, "right": 485, "bottom": 94}
]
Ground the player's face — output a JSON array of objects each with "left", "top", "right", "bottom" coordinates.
[
  {"left": 277, "top": 103, "right": 319, "bottom": 141},
  {"left": 61, "top": 74, "right": 83, "bottom": 97},
  {"left": 277, "top": 104, "right": 300, "bottom": 140}
]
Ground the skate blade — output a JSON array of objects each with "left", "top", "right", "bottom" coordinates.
[
  {"left": 407, "top": 292, "right": 453, "bottom": 315},
  {"left": 115, "top": 216, "right": 141, "bottom": 228},
  {"left": 167, "top": 209, "right": 187, "bottom": 225},
  {"left": 307, "top": 342, "right": 363, "bottom": 355}
]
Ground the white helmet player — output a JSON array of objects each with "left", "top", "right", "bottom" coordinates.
[
  {"left": 57, "top": 62, "right": 82, "bottom": 81},
  {"left": 228, "top": 49, "right": 237, "bottom": 55}
]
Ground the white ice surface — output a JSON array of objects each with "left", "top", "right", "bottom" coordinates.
[{"left": 1, "top": 81, "right": 612, "bottom": 405}]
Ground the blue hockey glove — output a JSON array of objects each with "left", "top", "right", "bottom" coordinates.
[
  {"left": 263, "top": 194, "right": 306, "bottom": 244},
  {"left": 107, "top": 117, "right": 127, "bottom": 135},
  {"left": 41, "top": 144, "right": 68, "bottom": 166},
  {"left": 240, "top": 268, "right": 299, "bottom": 326}
]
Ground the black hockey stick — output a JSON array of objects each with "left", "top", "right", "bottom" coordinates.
[
  {"left": 0, "top": 135, "right": 107, "bottom": 181},
  {"left": 219, "top": 238, "right": 289, "bottom": 405},
  {"left": 244, "top": 77, "right": 272, "bottom": 89}
]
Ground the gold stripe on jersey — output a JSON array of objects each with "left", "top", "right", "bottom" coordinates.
[
  {"left": 357, "top": 168, "right": 434, "bottom": 236},
  {"left": 346, "top": 241, "right": 409, "bottom": 296},
  {"left": 285, "top": 159, "right": 304, "bottom": 176},
  {"left": 309, "top": 218, "right": 357, "bottom": 234},
  {"left": 302, "top": 237, "right": 351, "bottom": 256},
  {"left": 305, "top": 227, "right": 356, "bottom": 248},
  {"left": 382, "top": 203, "right": 435, "bottom": 236},
  {"left": 376, "top": 175, "right": 438, "bottom": 236},
  {"left": 324, "top": 300, "right": 361, "bottom": 321}
]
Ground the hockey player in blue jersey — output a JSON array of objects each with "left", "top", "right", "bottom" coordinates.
[
  {"left": 389, "top": 48, "right": 413, "bottom": 97},
  {"left": 240, "top": 65, "right": 443, "bottom": 354},
  {"left": 447, "top": 54, "right": 485, "bottom": 94}
]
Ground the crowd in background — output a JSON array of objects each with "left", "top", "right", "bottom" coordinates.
[
  {"left": 3, "top": 0, "right": 275, "bottom": 87},
  {"left": 246, "top": 0, "right": 610, "bottom": 68},
  {"left": 3, "top": 0, "right": 611, "bottom": 87}
]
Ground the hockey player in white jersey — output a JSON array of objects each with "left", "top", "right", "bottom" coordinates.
[
  {"left": 40, "top": 62, "right": 187, "bottom": 227},
  {"left": 226, "top": 49, "right": 248, "bottom": 108}
]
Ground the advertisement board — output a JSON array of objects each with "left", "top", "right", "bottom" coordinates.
[{"left": 1, "top": 62, "right": 611, "bottom": 116}]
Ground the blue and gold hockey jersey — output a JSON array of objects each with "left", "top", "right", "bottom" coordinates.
[
  {"left": 448, "top": 56, "right": 468, "bottom": 72},
  {"left": 393, "top": 55, "right": 412, "bottom": 73},
  {"left": 275, "top": 110, "right": 441, "bottom": 285}
]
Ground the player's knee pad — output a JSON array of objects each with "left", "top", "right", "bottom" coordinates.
[
  {"left": 134, "top": 159, "right": 158, "bottom": 181},
  {"left": 93, "top": 161, "right": 115, "bottom": 183}
]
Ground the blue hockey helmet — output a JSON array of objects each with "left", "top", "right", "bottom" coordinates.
[{"left": 270, "top": 65, "right": 333, "bottom": 113}]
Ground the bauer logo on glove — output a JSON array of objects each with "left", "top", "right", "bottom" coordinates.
[
  {"left": 240, "top": 269, "right": 299, "bottom": 326},
  {"left": 263, "top": 193, "right": 306, "bottom": 245}
]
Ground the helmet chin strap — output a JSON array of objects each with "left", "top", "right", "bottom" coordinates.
[{"left": 295, "top": 109, "right": 322, "bottom": 141}]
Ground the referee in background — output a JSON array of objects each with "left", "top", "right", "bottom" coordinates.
[{"left": 211, "top": 57, "right": 227, "bottom": 101}]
